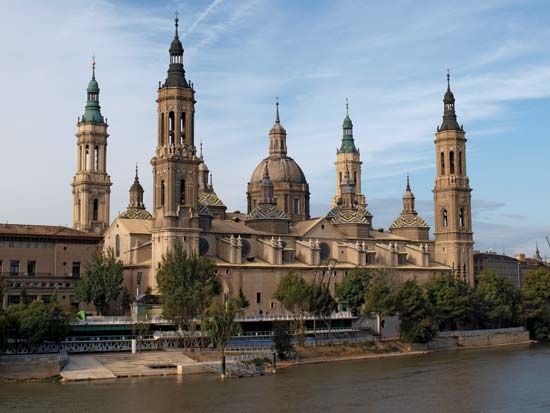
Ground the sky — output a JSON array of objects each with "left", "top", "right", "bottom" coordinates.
[{"left": 0, "top": 0, "right": 549, "bottom": 258}]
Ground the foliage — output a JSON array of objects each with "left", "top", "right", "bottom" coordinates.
[
  {"left": 364, "top": 271, "right": 396, "bottom": 318},
  {"left": 521, "top": 268, "right": 550, "bottom": 340},
  {"left": 475, "top": 270, "right": 520, "bottom": 328},
  {"left": 395, "top": 280, "right": 434, "bottom": 343},
  {"left": 0, "top": 311, "right": 8, "bottom": 352},
  {"left": 424, "top": 274, "right": 473, "bottom": 331},
  {"left": 274, "top": 272, "right": 311, "bottom": 342},
  {"left": 308, "top": 283, "right": 337, "bottom": 320},
  {"left": 272, "top": 322, "right": 293, "bottom": 360},
  {"left": 335, "top": 269, "right": 371, "bottom": 316},
  {"left": 75, "top": 248, "right": 124, "bottom": 316},
  {"left": 120, "top": 287, "right": 133, "bottom": 314},
  {"left": 236, "top": 288, "right": 250, "bottom": 310},
  {"left": 156, "top": 242, "right": 220, "bottom": 343},
  {"left": 202, "top": 298, "right": 243, "bottom": 357}
]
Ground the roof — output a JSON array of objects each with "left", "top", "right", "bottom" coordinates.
[
  {"left": 326, "top": 206, "right": 372, "bottom": 225},
  {"left": 390, "top": 214, "right": 429, "bottom": 229},
  {"left": 248, "top": 204, "right": 289, "bottom": 221},
  {"left": 0, "top": 224, "right": 101, "bottom": 241},
  {"left": 115, "top": 218, "right": 153, "bottom": 235}
]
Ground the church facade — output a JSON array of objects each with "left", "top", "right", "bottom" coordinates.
[{"left": 91, "top": 18, "right": 474, "bottom": 316}]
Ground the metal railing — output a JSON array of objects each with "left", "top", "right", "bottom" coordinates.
[{"left": 437, "top": 327, "right": 525, "bottom": 338}]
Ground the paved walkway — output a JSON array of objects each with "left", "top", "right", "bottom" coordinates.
[
  {"left": 95, "top": 351, "right": 196, "bottom": 377},
  {"left": 61, "top": 355, "right": 116, "bottom": 381}
]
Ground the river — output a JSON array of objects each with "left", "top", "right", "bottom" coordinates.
[{"left": 1, "top": 343, "right": 549, "bottom": 412}]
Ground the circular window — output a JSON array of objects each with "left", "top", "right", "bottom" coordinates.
[
  {"left": 319, "top": 242, "right": 330, "bottom": 260},
  {"left": 199, "top": 237, "right": 209, "bottom": 256},
  {"left": 241, "top": 239, "right": 251, "bottom": 257}
]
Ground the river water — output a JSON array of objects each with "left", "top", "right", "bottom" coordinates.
[{"left": 1, "top": 344, "right": 549, "bottom": 413}]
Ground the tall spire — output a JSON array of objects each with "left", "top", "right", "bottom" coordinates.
[
  {"left": 165, "top": 12, "right": 188, "bottom": 88},
  {"left": 81, "top": 57, "right": 103, "bottom": 123},
  {"left": 402, "top": 174, "right": 415, "bottom": 213},
  {"left": 406, "top": 173, "right": 411, "bottom": 192},
  {"left": 275, "top": 97, "right": 280, "bottom": 124},
  {"left": 439, "top": 69, "right": 461, "bottom": 131},
  {"left": 128, "top": 163, "right": 145, "bottom": 210},
  {"left": 339, "top": 98, "right": 357, "bottom": 153}
]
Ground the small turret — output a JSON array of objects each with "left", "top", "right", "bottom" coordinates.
[
  {"left": 339, "top": 98, "right": 357, "bottom": 153},
  {"left": 439, "top": 70, "right": 462, "bottom": 132},
  {"left": 164, "top": 14, "right": 188, "bottom": 88},
  {"left": 269, "top": 98, "right": 287, "bottom": 156},
  {"left": 81, "top": 57, "right": 104, "bottom": 123}
]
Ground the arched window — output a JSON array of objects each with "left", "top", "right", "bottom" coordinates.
[
  {"left": 449, "top": 151, "right": 455, "bottom": 174},
  {"left": 85, "top": 145, "right": 90, "bottom": 170},
  {"left": 180, "top": 179, "right": 185, "bottom": 204},
  {"left": 160, "top": 113, "right": 165, "bottom": 146},
  {"left": 293, "top": 198, "right": 300, "bottom": 214},
  {"left": 160, "top": 181, "right": 165, "bottom": 206},
  {"left": 440, "top": 152, "right": 445, "bottom": 175},
  {"left": 180, "top": 112, "right": 186, "bottom": 144},
  {"left": 458, "top": 151, "right": 463, "bottom": 175},
  {"left": 459, "top": 208, "right": 465, "bottom": 227},
  {"left": 115, "top": 234, "right": 120, "bottom": 257},
  {"left": 93, "top": 199, "right": 99, "bottom": 221},
  {"left": 94, "top": 146, "right": 99, "bottom": 171},
  {"left": 168, "top": 112, "right": 175, "bottom": 145},
  {"left": 442, "top": 209, "right": 448, "bottom": 227}
]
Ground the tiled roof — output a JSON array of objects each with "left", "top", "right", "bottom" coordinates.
[{"left": 0, "top": 224, "right": 101, "bottom": 240}]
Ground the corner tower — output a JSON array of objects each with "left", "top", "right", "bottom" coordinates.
[
  {"left": 72, "top": 59, "right": 112, "bottom": 233},
  {"left": 151, "top": 16, "right": 200, "bottom": 283},
  {"left": 433, "top": 73, "right": 474, "bottom": 284},
  {"left": 332, "top": 100, "right": 366, "bottom": 207}
]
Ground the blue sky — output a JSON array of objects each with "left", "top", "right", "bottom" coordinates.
[{"left": 0, "top": 0, "right": 549, "bottom": 257}]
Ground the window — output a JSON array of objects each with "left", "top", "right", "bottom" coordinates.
[
  {"left": 293, "top": 198, "right": 300, "bottom": 214},
  {"left": 93, "top": 199, "right": 99, "bottom": 221},
  {"left": 459, "top": 208, "right": 465, "bottom": 227},
  {"left": 442, "top": 209, "right": 448, "bottom": 227},
  {"left": 458, "top": 150, "right": 463, "bottom": 175},
  {"left": 180, "top": 112, "right": 186, "bottom": 144},
  {"left": 398, "top": 255, "right": 407, "bottom": 265},
  {"left": 94, "top": 145, "right": 99, "bottom": 171},
  {"left": 10, "top": 260, "right": 19, "bottom": 276},
  {"left": 440, "top": 152, "right": 445, "bottom": 175},
  {"left": 137, "top": 272, "right": 143, "bottom": 286},
  {"left": 115, "top": 234, "right": 121, "bottom": 257},
  {"left": 270, "top": 302, "right": 276, "bottom": 309},
  {"left": 26, "top": 260, "right": 36, "bottom": 276},
  {"left": 72, "top": 262, "right": 81, "bottom": 278},
  {"left": 256, "top": 292, "right": 262, "bottom": 304},
  {"left": 339, "top": 171, "right": 342, "bottom": 183},
  {"left": 180, "top": 179, "right": 185, "bottom": 204},
  {"left": 160, "top": 113, "right": 165, "bottom": 146},
  {"left": 160, "top": 181, "right": 165, "bottom": 206},
  {"left": 168, "top": 112, "right": 175, "bottom": 145},
  {"left": 449, "top": 151, "right": 455, "bottom": 174},
  {"left": 85, "top": 145, "right": 90, "bottom": 170},
  {"left": 354, "top": 171, "right": 357, "bottom": 183}
]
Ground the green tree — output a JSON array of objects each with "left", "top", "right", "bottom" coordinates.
[
  {"left": 521, "top": 268, "right": 550, "bottom": 340},
  {"left": 46, "top": 301, "right": 71, "bottom": 345},
  {"left": 308, "top": 282, "right": 337, "bottom": 339},
  {"left": 475, "top": 270, "right": 520, "bottom": 328},
  {"left": 0, "top": 311, "right": 8, "bottom": 352},
  {"left": 156, "top": 242, "right": 220, "bottom": 347},
  {"left": 236, "top": 288, "right": 250, "bottom": 310},
  {"left": 364, "top": 271, "right": 396, "bottom": 335},
  {"left": 274, "top": 272, "right": 311, "bottom": 343},
  {"left": 76, "top": 248, "right": 124, "bottom": 316},
  {"left": 395, "top": 280, "right": 434, "bottom": 343},
  {"left": 120, "top": 287, "right": 133, "bottom": 314},
  {"left": 424, "top": 274, "right": 473, "bottom": 331},
  {"left": 203, "top": 298, "right": 243, "bottom": 359},
  {"left": 335, "top": 269, "right": 371, "bottom": 316},
  {"left": 272, "top": 322, "right": 293, "bottom": 360}
]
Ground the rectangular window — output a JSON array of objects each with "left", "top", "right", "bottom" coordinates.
[
  {"left": 270, "top": 301, "right": 276, "bottom": 309},
  {"left": 26, "top": 260, "right": 36, "bottom": 276},
  {"left": 293, "top": 198, "right": 300, "bottom": 214},
  {"left": 10, "top": 260, "right": 19, "bottom": 276},
  {"left": 72, "top": 262, "right": 81, "bottom": 278},
  {"left": 256, "top": 292, "right": 262, "bottom": 304}
]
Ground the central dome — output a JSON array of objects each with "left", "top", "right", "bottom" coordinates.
[{"left": 250, "top": 156, "right": 307, "bottom": 185}]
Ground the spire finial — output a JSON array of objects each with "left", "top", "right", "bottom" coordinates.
[
  {"left": 447, "top": 68, "right": 451, "bottom": 90},
  {"left": 200, "top": 140, "right": 203, "bottom": 158},
  {"left": 92, "top": 55, "right": 96, "bottom": 80},
  {"left": 275, "top": 97, "right": 280, "bottom": 124},
  {"left": 209, "top": 173, "right": 213, "bottom": 188},
  {"left": 406, "top": 173, "right": 411, "bottom": 192},
  {"left": 175, "top": 11, "right": 179, "bottom": 37},
  {"left": 345, "top": 98, "right": 349, "bottom": 116},
  {"left": 135, "top": 163, "right": 139, "bottom": 180}
]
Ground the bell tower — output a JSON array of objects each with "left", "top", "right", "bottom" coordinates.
[
  {"left": 151, "top": 16, "right": 200, "bottom": 284},
  {"left": 433, "top": 72, "right": 474, "bottom": 284},
  {"left": 72, "top": 58, "right": 112, "bottom": 233},
  {"left": 332, "top": 100, "right": 366, "bottom": 207}
]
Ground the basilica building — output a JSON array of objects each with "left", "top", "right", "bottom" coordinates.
[{"left": 84, "top": 18, "right": 474, "bottom": 316}]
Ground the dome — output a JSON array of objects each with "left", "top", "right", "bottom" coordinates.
[
  {"left": 170, "top": 37, "right": 183, "bottom": 55},
  {"left": 87, "top": 78, "right": 99, "bottom": 93},
  {"left": 342, "top": 114, "right": 353, "bottom": 129},
  {"left": 250, "top": 156, "right": 307, "bottom": 185},
  {"left": 130, "top": 180, "right": 144, "bottom": 193}
]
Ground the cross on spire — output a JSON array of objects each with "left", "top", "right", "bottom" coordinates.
[
  {"left": 447, "top": 68, "right": 451, "bottom": 90},
  {"left": 346, "top": 98, "right": 349, "bottom": 115},
  {"left": 92, "top": 55, "right": 96, "bottom": 79},
  {"left": 175, "top": 11, "right": 179, "bottom": 37},
  {"left": 275, "top": 97, "right": 280, "bottom": 124}
]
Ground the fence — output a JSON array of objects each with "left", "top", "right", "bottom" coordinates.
[{"left": 437, "top": 327, "right": 525, "bottom": 338}]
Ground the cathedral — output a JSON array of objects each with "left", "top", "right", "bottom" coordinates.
[{"left": 76, "top": 18, "right": 474, "bottom": 316}]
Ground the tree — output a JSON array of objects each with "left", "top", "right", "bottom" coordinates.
[
  {"left": 156, "top": 242, "right": 220, "bottom": 347},
  {"left": 395, "top": 280, "right": 434, "bottom": 343},
  {"left": 364, "top": 271, "right": 396, "bottom": 335},
  {"left": 203, "top": 298, "right": 243, "bottom": 359},
  {"left": 274, "top": 272, "right": 311, "bottom": 343},
  {"left": 0, "top": 311, "right": 8, "bottom": 352},
  {"left": 308, "top": 281, "right": 337, "bottom": 339},
  {"left": 76, "top": 248, "right": 124, "bottom": 316},
  {"left": 272, "top": 322, "right": 293, "bottom": 360},
  {"left": 120, "top": 287, "right": 132, "bottom": 314},
  {"left": 521, "top": 268, "right": 550, "bottom": 340},
  {"left": 46, "top": 301, "right": 71, "bottom": 345},
  {"left": 335, "top": 269, "right": 371, "bottom": 316},
  {"left": 236, "top": 288, "right": 250, "bottom": 310},
  {"left": 424, "top": 274, "right": 473, "bottom": 331},
  {"left": 475, "top": 270, "right": 520, "bottom": 328}
]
